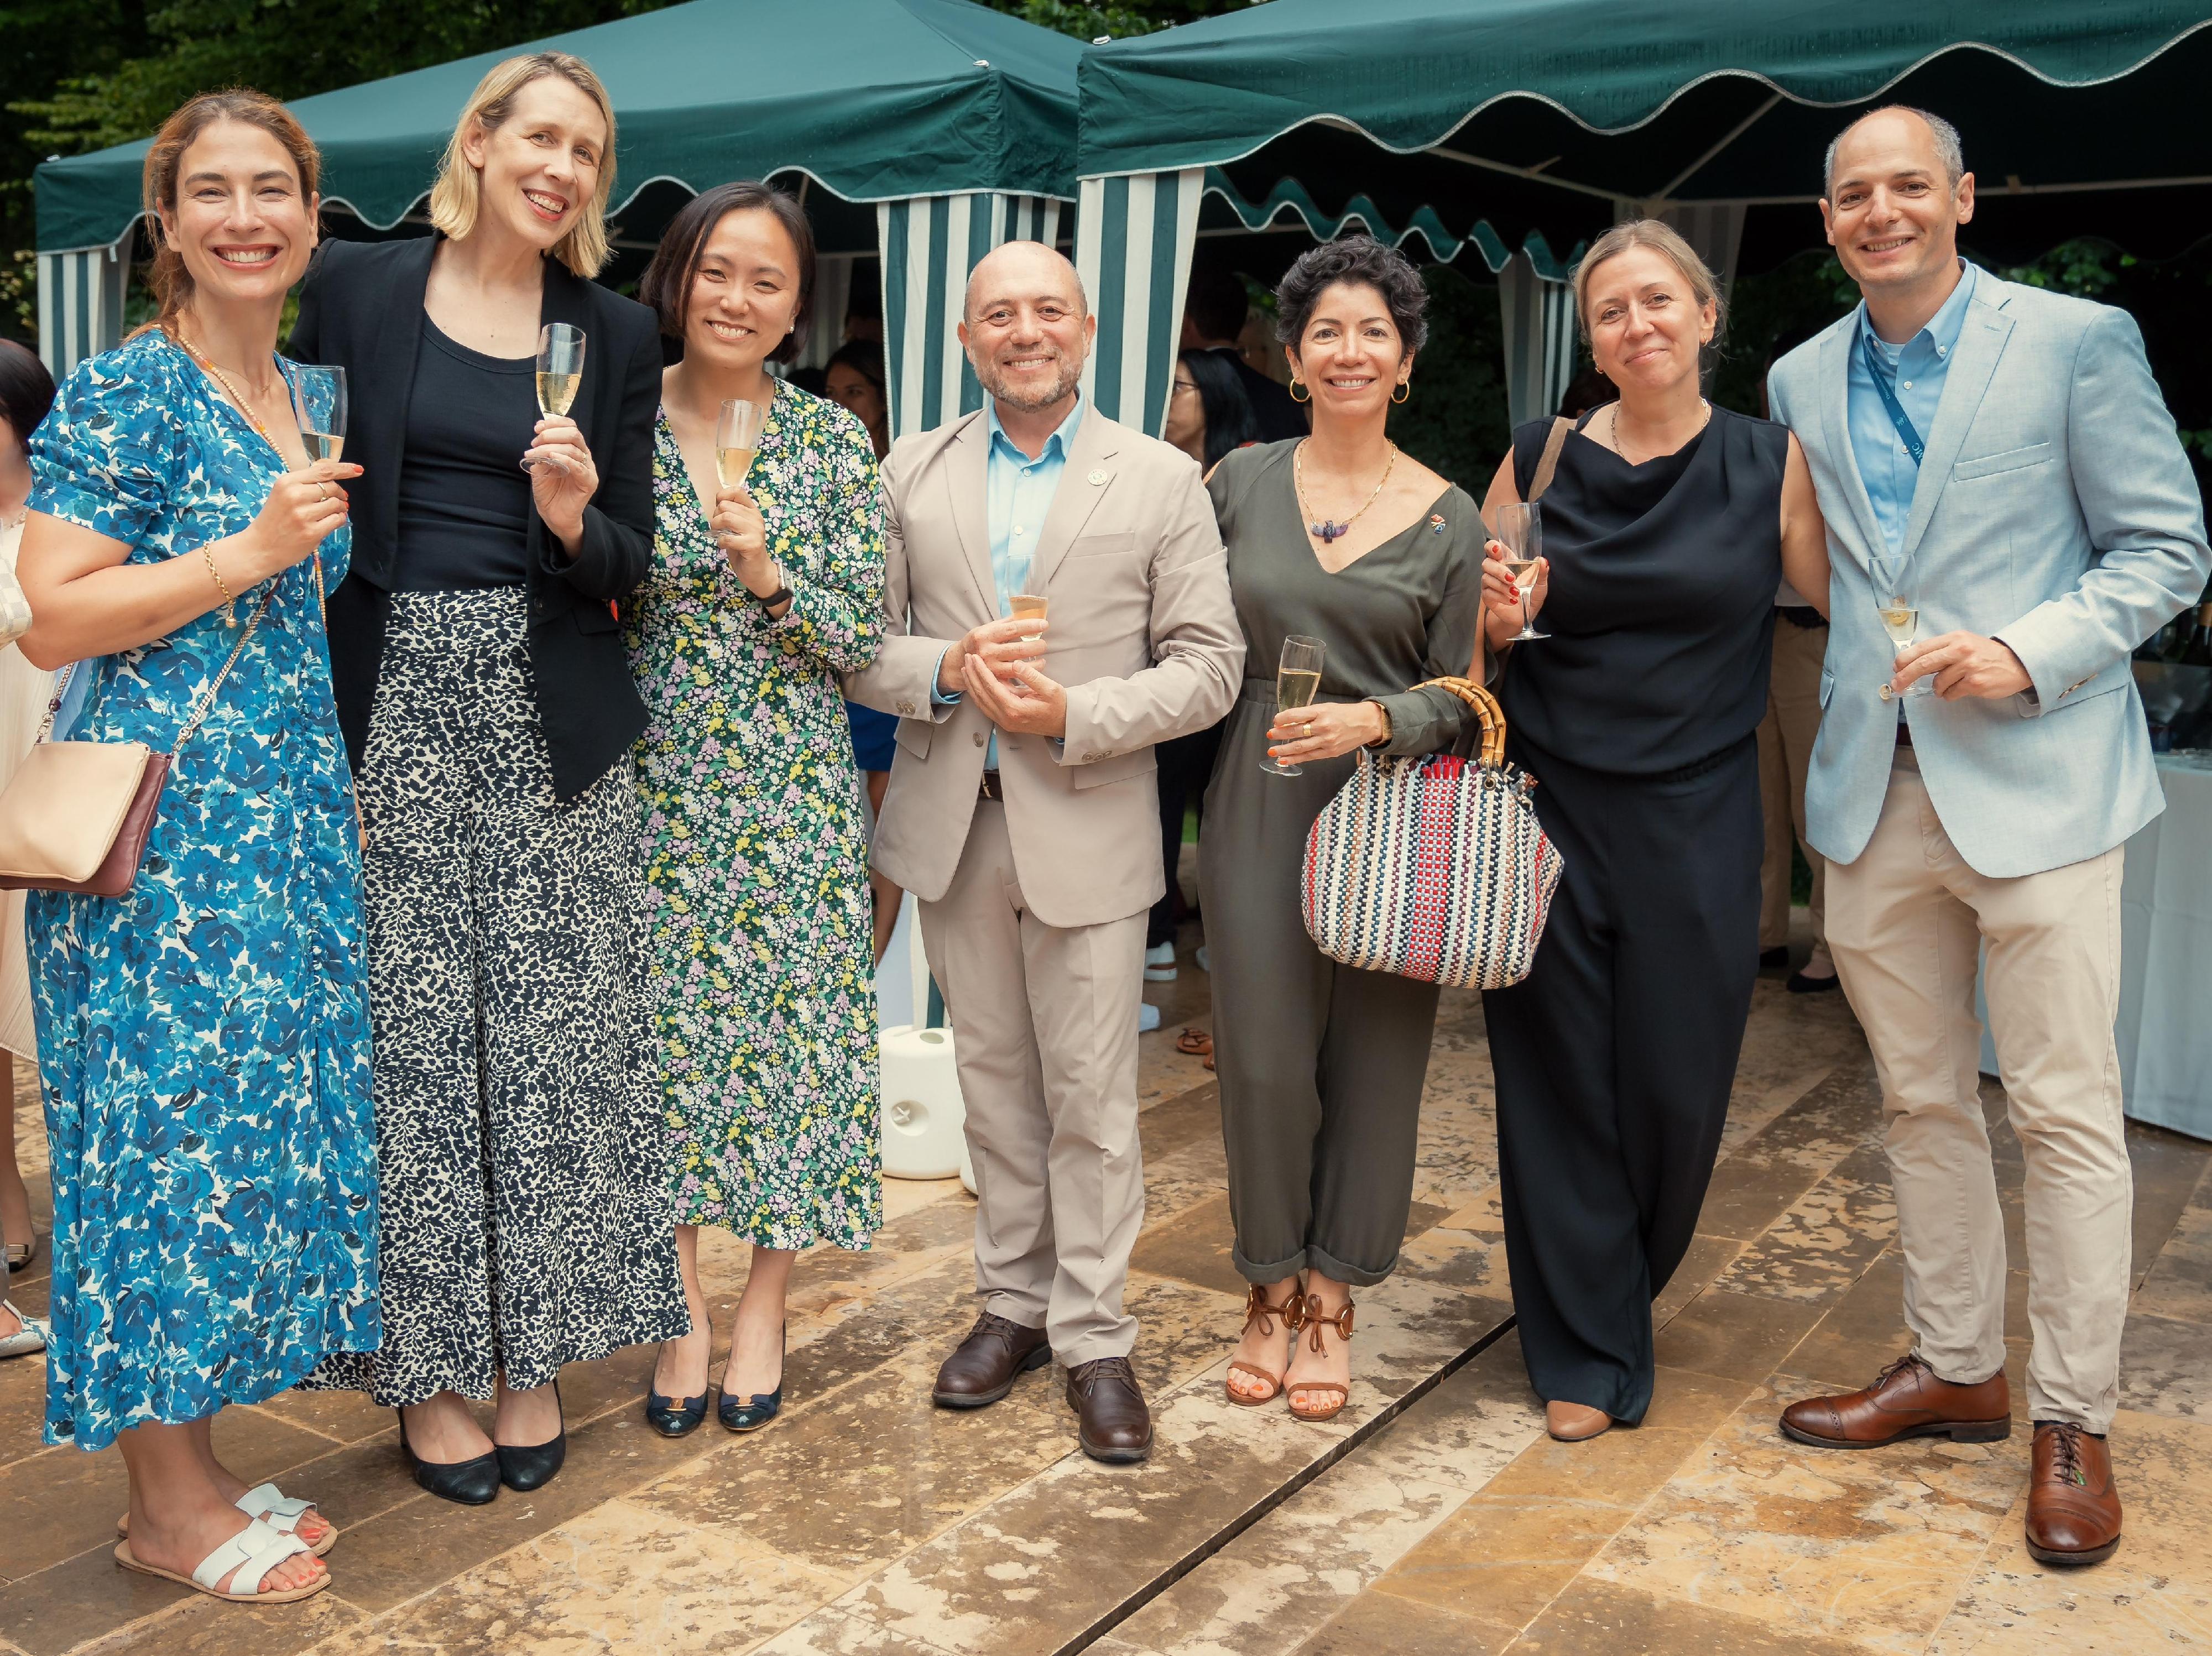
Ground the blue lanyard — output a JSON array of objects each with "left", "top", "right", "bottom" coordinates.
[{"left": 1861, "top": 324, "right": 1924, "bottom": 466}]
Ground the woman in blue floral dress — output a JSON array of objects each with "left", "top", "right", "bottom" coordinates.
[
  {"left": 626, "top": 184, "right": 884, "bottom": 1437},
  {"left": 14, "top": 94, "right": 373, "bottom": 1605}
]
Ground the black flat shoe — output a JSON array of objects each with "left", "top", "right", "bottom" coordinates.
[
  {"left": 397, "top": 1408, "right": 500, "bottom": 1506},
  {"left": 1787, "top": 968, "right": 1842, "bottom": 995},
  {"left": 495, "top": 1378, "right": 566, "bottom": 1492},
  {"left": 718, "top": 1324, "right": 786, "bottom": 1433},
  {"left": 644, "top": 1387, "right": 709, "bottom": 1438}
]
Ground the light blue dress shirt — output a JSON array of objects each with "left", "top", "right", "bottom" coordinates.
[
  {"left": 1846, "top": 260, "right": 1976, "bottom": 556},
  {"left": 935, "top": 395, "right": 1086, "bottom": 767}
]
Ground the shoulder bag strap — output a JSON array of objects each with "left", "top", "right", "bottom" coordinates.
[
  {"left": 1525, "top": 416, "right": 1574, "bottom": 504},
  {"left": 32, "top": 591, "right": 265, "bottom": 755}
]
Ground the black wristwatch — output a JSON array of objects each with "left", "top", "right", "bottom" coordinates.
[{"left": 751, "top": 562, "right": 792, "bottom": 607}]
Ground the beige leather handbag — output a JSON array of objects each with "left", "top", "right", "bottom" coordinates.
[{"left": 0, "top": 592, "right": 269, "bottom": 897}]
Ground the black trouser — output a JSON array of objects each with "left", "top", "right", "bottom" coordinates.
[
  {"left": 1148, "top": 722, "right": 1224, "bottom": 949},
  {"left": 1481, "top": 734, "right": 1761, "bottom": 1425}
]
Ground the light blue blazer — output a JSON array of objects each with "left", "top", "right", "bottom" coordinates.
[{"left": 1768, "top": 269, "right": 2209, "bottom": 879}]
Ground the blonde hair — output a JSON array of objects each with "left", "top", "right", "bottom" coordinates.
[
  {"left": 1569, "top": 218, "right": 1724, "bottom": 344},
  {"left": 427, "top": 52, "right": 616, "bottom": 278}
]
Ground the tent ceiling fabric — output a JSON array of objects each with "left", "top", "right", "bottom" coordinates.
[
  {"left": 1078, "top": 2, "right": 2212, "bottom": 190},
  {"left": 34, "top": 0, "right": 1080, "bottom": 254}
]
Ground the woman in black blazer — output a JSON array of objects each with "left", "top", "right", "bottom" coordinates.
[{"left": 289, "top": 50, "right": 685, "bottom": 1504}]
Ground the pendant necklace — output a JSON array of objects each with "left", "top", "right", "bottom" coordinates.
[
  {"left": 1294, "top": 438, "right": 1396, "bottom": 546},
  {"left": 177, "top": 330, "right": 325, "bottom": 626}
]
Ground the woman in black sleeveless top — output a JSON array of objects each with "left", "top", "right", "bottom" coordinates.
[{"left": 1480, "top": 223, "right": 1830, "bottom": 1441}]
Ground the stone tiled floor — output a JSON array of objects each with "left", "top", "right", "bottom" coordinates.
[{"left": 2, "top": 922, "right": 2205, "bottom": 1655}]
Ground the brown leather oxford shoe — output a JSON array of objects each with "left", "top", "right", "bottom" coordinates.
[
  {"left": 1066, "top": 1356, "right": 1152, "bottom": 1463},
  {"left": 932, "top": 1312, "right": 1051, "bottom": 1409},
  {"left": 1779, "top": 1351, "right": 2011, "bottom": 1449},
  {"left": 2026, "top": 1422, "right": 2122, "bottom": 1566}
]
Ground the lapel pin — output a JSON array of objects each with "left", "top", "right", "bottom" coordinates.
[
  {"left": 1088, "top": 468, "right": 1108, "bottom": 485},
  {"left": 1429, "top": 514, "right": 1447, "bottom": 534}
]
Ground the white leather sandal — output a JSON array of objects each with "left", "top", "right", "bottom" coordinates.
[
  {"left": 113, "top": 1516, "right": 327, "bottom": 1603},
  {"left": 0, "top": 1299, "right": 45, "bottom": 1360},
  {"left": 119, "top": 1483, "right": 337, "bottom": 1556}
]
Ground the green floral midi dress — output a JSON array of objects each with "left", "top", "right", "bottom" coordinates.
[{"left": 626, "top": 385, "right": 886, "bottom": 1252}]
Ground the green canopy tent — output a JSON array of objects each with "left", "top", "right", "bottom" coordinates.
[
  {"left": 34, "top": 0, "right": 1081, "bottom": 440},
  {"left": 1073, "top": 2, "right": 2212, "bottom": 436}
]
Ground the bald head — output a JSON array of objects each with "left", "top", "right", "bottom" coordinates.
[
  {"left": 960, "top": 239, "right": 1095, "bottom": 419},
  {"left": 1824, "top": 106, "right": 1963, "bottom": 203},
  {"left": 964, "top": 239, "right": 1088, "bottom": 323}
]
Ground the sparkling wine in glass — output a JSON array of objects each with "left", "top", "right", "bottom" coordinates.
[
  {"left": 1876, "top": 592, "right": 1927, "bottom": 701},
  {"left": 1262, "top": 635, "right": 1327, "bottom": 777},
  {"left": 717, "top": 398, "right": 765, "bottom": 490},
  {"left": 288, "top": 363, "right": 347, "bottom": 464},
  {"left": 536, "top": 323, "right": 585, "bottom": 419},
  {"left": 1493, "top": 501, "right": 1548, "bottom": 641}
]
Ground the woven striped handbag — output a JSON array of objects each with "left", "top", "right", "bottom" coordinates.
[{"left": 1299, "top": 676, "right": 1562, "bottom": 990}]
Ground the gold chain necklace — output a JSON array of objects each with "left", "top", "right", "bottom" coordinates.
[
  {"left": 1294, "top": 440, "right": 1397, "bottom": 546},
  {"left": 1608, "top": 399, "right": 1712, "bottom": 466},
  {"left": 175, "top": 331, "right": 326, "bottom": 626}
]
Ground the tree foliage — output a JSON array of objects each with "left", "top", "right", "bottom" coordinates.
[{"left": 0, "top": 0, "right": 1251, "bottom": 339}]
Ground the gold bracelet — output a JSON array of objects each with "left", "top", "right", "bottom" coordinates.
[{"left": 203, "top": 544, "right": 238, "bottom": 627}]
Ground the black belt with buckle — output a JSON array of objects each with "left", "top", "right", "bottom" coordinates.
[{"left": 978, "top": 769, "right": 1004, "bottom": 801}]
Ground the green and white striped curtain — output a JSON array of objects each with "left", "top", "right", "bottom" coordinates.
[
  {"left": 878, "top": 192, "right": 1065, "bottom": 441},
  {"left": 36, "top": 234, "right": 132, "bottom": 380},
  {"left": 1072, "top": 169, "right": 1203, "bottom": 438},
  {"left": 1498, "top": 253, "right": 1579, "bottom": 429}
]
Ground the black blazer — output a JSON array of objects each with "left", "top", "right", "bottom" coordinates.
[{"left": 288, "top": 235, "right": 661, "bottom": 801}]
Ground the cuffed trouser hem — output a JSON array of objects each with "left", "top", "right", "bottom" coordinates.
[
  {"left": 1917, "top": 1346, "right": 2010, "bottom": 1390},
  {"left": 980, "top": 1295, "right": 1048, "bottom": 1333},
  {"left": 1233, "top": 1244, "right": 1311, "bottom": 1286},
  {"left": 1231, "top": 1242, "right": 1399, "bottom": 1288},
  {"left": 1307, "top": 1242, "right": 1397, "bottom": 1288}
]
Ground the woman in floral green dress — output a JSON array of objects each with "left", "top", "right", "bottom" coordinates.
[{"left": 626, "top": 183, "right": 885, "bottom": 1438}]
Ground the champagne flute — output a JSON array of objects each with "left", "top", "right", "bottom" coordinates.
[
  {"left": 1493, "top": 501, "right": 1548, "bottom": 641},
  {"left": 1261, "top": 635, "right": 1327, "bottom": 777},
  {"left": 1875, "top": 588, "right": 1927, "bottom": 701},
  {"left": 287, "top": 364, "right": 346, "bottom": 463},
  {"left": 717, "top": 398, "right": 765, "bottom": 492},
  {"left": 528, "top": 323, "right": 585, "bottom": 471}
]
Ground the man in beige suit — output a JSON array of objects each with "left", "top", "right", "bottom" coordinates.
[{"left": 844, "top": 242, "right": 1243, "bottom": 1462}]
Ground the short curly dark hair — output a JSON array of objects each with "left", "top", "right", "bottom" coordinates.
[{"left": 1274, "top": 235, "right": 1428, "bottom": 357}]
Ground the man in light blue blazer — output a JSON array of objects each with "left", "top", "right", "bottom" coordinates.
[{"left": 1766, "top": 107, "right": 2208, "bottom": 1569}]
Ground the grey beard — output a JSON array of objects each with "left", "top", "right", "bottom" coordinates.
[{"left": 977, "top": 357, "right": 1081, "bottom": 412}]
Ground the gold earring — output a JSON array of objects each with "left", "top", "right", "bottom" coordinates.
[
  {"left": 1289, "top": 378, "right": 1310, "bottom": 404},
  {"left": 1391, "top": 380, "right": 1410, "bottom": 405}
]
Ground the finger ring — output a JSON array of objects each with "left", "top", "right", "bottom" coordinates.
[{"left": 318, "top": 482, "right": 332, "bottom": 500}]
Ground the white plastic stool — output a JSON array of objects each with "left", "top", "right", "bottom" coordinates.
[{"left": 877, "top": 893, "right": 970, "bottom": 1180}]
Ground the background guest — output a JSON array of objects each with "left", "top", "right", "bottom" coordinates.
[
  {"left": 825, "top": 336, "right": 906, "bottom": 961},
  {"left": 1206, "top": 237, "right": 1485, "bottom": 1422},
  {"left": 1182, "top": 258, "right": 1308, "bottom": 442},
  {"left": 290, "top": 50, "right": 685, "bottom": 1504},
  {"left": 629, "top": 181, "right": 885, "bottom": 1439},
  {"left": 1150, "top": 346, "right": 1256, "bottom": 992},
  {"left": 15, "top": 91, "right": 369, "bottom": 1600},
  {"left": 1756, "top": 327, "right": 1836, "bottom": 994},
  {"left": 0, "top": 337, "right": 55, "bottom": 1362},
  {"left": 1478, "top": 220, "right": 1829, "bottom": 1444},
  {"left": 825, "top": 338, "right": 889, "bottom": 459}
]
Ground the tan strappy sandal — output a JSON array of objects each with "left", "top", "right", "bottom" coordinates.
[
  {"left": 1224, "top": 1283, "right": 1304, "bottom": 1406},
  {"left": 1286, "top": 1293, "right": 1355, "bottom": 1423}
]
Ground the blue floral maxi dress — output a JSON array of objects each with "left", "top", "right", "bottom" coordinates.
[
  {"left": 625, "top": 387, "right": 885, "bottom": 1251},
  {"left": 24, "top": 333, "right": 379, "bottom": 1450}
]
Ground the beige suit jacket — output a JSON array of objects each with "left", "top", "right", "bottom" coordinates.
[{"left": 843, "top": 404, "right": 1244, "bottom": 929}]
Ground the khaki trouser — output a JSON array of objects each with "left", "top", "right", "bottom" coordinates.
[
  {"left": 1825, "top": 749, "right": 2131, "bottom": 1431},
  {"left": 918, "top": 801, "right": 1147, "bottom": 1365},
  {"left": 1759, "top": 615, "right": 1828, "bottom": 953}
]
